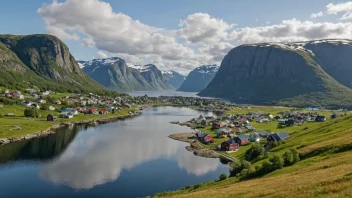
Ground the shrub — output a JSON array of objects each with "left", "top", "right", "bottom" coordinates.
[
  {"left": 24, "top": 108, "right": 40, "bottom": 117},
  {"left": 0, "top": 113, "right": 3, "bottom": 118},
  {"left": 290, "top": 148, "right": 300, "bottom": 163},
  {"left": 245, "top": 143, "right": 264, "bottom": 161},
  {"left": 41, "top": 104, "right": 49, "bottom": 110},
  {"left": 261, "top": 160, "right": 274, "bottom": 174},
  {"left": 283, "top": 150, "right": 294, "bottom": 166},
  {"left": 269, "top": 154, "right": 284, "bottom": 170},
  {"left": 219, "top": 174, "right": 228, "bottom": 181}
]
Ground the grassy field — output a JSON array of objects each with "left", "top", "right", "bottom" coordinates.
[
  {"left": 0, "top": 104, "right": 135, "bottom": 139},
  {"left": 154, "top": 109, "right": 352, "bottom": 197}
]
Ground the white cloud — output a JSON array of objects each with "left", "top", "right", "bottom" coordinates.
[
  {"left": 310, "top": 11, "right": 323, "bottom": 18},
  {"left": 177, "top": 13, "right": 235, "bottom": 44},
  {"left": 323, "top": 2, "right": 352, "bottom": 20},
  {"left": 232, "top": 19, "right": 352, "bottom": 44},
  {"left": 97, "top": 51, "right": 108, "bottom": 58},
  {"left": 37, "top": 0, "right": 352, "bottom": 73}
]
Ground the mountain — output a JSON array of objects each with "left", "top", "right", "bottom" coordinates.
[
  {"left": 162, "top": 70, "right": 186, "bottom": 90},
  {"left": 198, "top": 39, "right": 352, "bottom": 108},
  {"left": 0, "top": 34, "right": 110, "bottom": 95},
  {"left": 177, "top": 65, "right": 219, "bottom": 92},
  {"left": 81, "top": 58, "right": 172, "bottom": 91},
  {"left": 129, "top": 64, "right": 172, "bottom": 90}
]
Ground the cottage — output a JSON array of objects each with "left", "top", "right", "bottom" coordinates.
[
  {"left": 22, "top": 101, "right": 33, "bottom": 108},
  {"left": 99, "top": 110, "right": 109, "bottom": 115},
  {"left": 195, "top": 131, "right": 214, "bottom": 144},
  {"left": 55, "top": 100, "right": 62, "bottom": 105},
  {"left": 234, "top": 134, "right": 250, "bottom": 146},
  {"left": 256, "top": 130, "right": 269, "bottom": 138},
  {"left": 245, "top": 125, "right": 255, "bottom": 132},
  {"left": 47, "top": 114, "right": 57, "bottom": 121},
  {"left": 216, "top": 127, "right": 234, "bottom": 137},
  {"left": 315, "top": 116, "right": 326, "bottom": 122},
  {"left": 31, "top": 103, "right": 40, "bottom": 109},
  {"left": 221, "top": 140, "right": 239, "bottom": 151},
  {"left": 267, "top": 132, "right": 290, "bottom": 142},
  {"left": 37, "top": 98, "right": 46, "bottom": 104},
  {"left": 49, "top": 106, "right": 55, "bottom": 111},
  {"left": 89, "top": 108, "right": 99, "bottom": 115}
]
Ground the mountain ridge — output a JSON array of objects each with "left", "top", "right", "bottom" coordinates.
[{"left": 177, "top": 65, "right": 219, "bottom": 92}]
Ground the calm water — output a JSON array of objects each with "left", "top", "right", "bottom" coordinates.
[
  {"left": 0, "top": 107, "right": 228, "bottom": 198},
  {"left": 125, "top": 90, "right": 201, "bottom": 97}
]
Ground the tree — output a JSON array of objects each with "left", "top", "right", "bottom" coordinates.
[
  {"left": 41, "top": 104, "right": 49, "bottom": 110},
  {"left": 282, "top": 151, "right": 294, "bottom": 166},
  {"left": 219, "top": 174, "right": 228, "bottom": 181},
  {"left": 290, "top": 148, "right": 300, "bottom": 163},
  {"left": 24, "top": 108, "right": 40, "bottom": 117},
  {"left": 269, "top": 154, "right": 284, "bottom": 170},
  {"left": 245, "top": 143, "right": 264, "bottom": 161},
  {"left": 261, "top": 160, "right": 273, "bottom": 174}
]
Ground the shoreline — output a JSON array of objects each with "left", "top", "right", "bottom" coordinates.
[
  {"left": 0, "top": 106, "right": 150, "bottom": 146},
  {"left": 168, "top": 133, "right": 234, "bottom": 162}
]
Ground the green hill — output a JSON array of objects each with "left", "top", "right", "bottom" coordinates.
[
  {"left": 0, "top": 34, "right": 114, "bottom": 95},
  {"left": 154, "top": 114, "right": 352, "bottom": 197}
]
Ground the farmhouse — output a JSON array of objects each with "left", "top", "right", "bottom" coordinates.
[
  {"left": 234, "top": 134, "right": 250, "bottom": 146},
  {"left": 216, "top": 127, "right": 234, "bottom": 137},
  {"left": 195, "top": 131, "right": 214, "bottom": 144},
  {"left": 221, "top": 140, "right": 239, "bottom": 151},
  {"left": 47, "top": 114, "right": 57, "bottom": 121},
  {"left": 267, "top": 132, "right": 290, "bottom": 142}
]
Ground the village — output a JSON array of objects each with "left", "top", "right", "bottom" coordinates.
[{"left": 171, "top": 106, "right": 349, "bottom": 160}]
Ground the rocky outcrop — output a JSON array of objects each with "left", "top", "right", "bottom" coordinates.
[
  {"left": 199, "top": 40, "right": 352, "bottom": 109},
  {"left": 0, "top": 34, "right": 107, "bottom": 94},
  {"left": 178, "top": 65, "right": 219, "bottom": 92}
]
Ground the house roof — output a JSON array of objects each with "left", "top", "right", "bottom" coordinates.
[
  {"left": 278, "top": 132, "right": 290, "bottom": 140},
  {"left": 223, "top": 139, "right": 237, "bottom": 145},
  {"left": 238, "top": 134, "right": 250, "bottom": 140}
]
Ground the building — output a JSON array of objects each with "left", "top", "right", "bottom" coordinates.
[
  {"left": 234, "top": 134, "right": 250, "bottom": 146},
  {"left": 221, "top": 140, "right": 239, "bottom": 151},
  {"left": 47, "top": 114, "right": 57, "bottom": 121},
  {"left": 267, "top": 132, "right": 290, "bottom": 142}
]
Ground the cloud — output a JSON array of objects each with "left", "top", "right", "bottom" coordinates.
[
  {"left": 177, "top": 13, "right": 235, "bottom": 44},
  {"left": 232, "top": 19, "right": 352, "bottom": 44},
  {"left": 324, "top": 2, "right": 352, "bottom": 20},
  {"left": 310, "top": 11, "right": 323, "bottom": 18},
  {"left": 97, "top": 51, "right": 108, "bottom": 58},
  {"left": 37, "top": 0, "right": 352, "bottom": 73}
]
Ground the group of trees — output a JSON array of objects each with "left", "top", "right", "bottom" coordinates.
[
  {"left": 24, "top": 108, "right": 40, "bottom": 117},
  {"left": 245, "top": 143, "right": 264, "bottom": 161},
  {"left": 230, "top": 148, "right": 300, "bottom": 180}
]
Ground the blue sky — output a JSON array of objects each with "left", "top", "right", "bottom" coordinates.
[{"left": 1, "top": 0, "right": 351, "bottom": 74}]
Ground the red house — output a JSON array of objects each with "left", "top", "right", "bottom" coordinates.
[
  {"left": 99, "top": 110, "right": 109, "bottom": 115},
  {"left": 221, "top": 140, "right": 239, "bottom": 151},
  {"left": 203, "top": 135, "right": 214, "bottom": 144},
  {"left": 234, "top": 134, "right": 250, "bottom": 146}
]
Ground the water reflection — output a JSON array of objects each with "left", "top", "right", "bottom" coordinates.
[
  {"left": 40, "top": 107, "right": 224, "bottom": 189},
  {"left": 0, "top": 126, "right": 81, "bottom": 164},
  {"left": 0, "top": 107, "right": 228, "bottom": 197}
]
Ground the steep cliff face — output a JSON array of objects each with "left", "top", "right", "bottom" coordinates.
[
  {"left": 82, "top": 57, "right": 154, "bottom": 91},
  {"left": 0, "top": 34, "right": 108, "bottom": 94},
  {"left": 304, "top": 40, "right": 352, "bottom": 88},
  {"left": 178, "top": 65, "right": 219, "bottom": 92},
  {"left": 82, "top": 59, "right": 172, "bottom": 91},
  {"left": 199, "top": 40, "right": 352, "bottom": 108},
  {"left": 0, "top": 34, "right": 85, "bottom": 81},
  {"left": 162, "top": 70, "right": 186, "bottom": 90}
]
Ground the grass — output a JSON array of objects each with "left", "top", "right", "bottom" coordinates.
[
  {"left": 0, "top": 104, "right": 135, "bottom": 139},
  {"left": 154, "top": 110, "right": 352, "bottom": 198}
]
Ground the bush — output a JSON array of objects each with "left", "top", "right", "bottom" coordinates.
[
  {"left": 24, "top": 108, "right": 40, "bottom": 117},
  {"left": 219, "top": 174, "right": 228, "bottom": 181},
  {"left": 0, "top": 113, "right": 3, "bottom": 118},
  {"left": 230, "top": 160, "right": 253, "bottom": 177},
  {"left": 283, "top": 150, "right": 294, "bottom": 166},
  {"left": 261, "top": 160, "right": 273, "bottom": 173},
  {"left": 245, "top": 143, "right": 264, "bottom": 161},
  {"left": 269, "top": 154, "right": 284, "bottom": 170},
  {"left": 41, "top": 104, "right": 49, "bottom": 110},
  {"left": 290, "top": 148, "right": 300, "bottom": 163}
]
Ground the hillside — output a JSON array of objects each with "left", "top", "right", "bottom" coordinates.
[
  {"left": 0, "top": 34, "right": 111, "bottom": 95},
  {"left": 199, "top": 40, "right": 352, "bottom": 109},
  {"left": 162, "top": 70, "right": 186, "bottom": 90},
  {"left": 178, "top": 65, "right": 219, "bottom": 92},
  {"left": 155, "top": 114, "right": 352, "bottom": 198}
]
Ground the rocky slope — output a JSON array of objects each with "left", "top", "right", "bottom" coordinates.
[
  {"left": 198, "top": 39, "right": 352, "bottom": 108},
  {"left": 0, "top": 34, "right": 108, "bottom": 94},
  {"left": 81, "top": 58, "right": 172, "bottom": 91},
  {"left": 162, "top": 70, "right": 186, "bottom": 89},
  {"left": 178, "top": 65, "right": 219, "bottom": 92}
]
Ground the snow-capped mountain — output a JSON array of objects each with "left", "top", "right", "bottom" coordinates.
[
  {"left": 80, "top": 57, "right": 172, "bottom": 91},
  {"left": 162, "top": 70, "right": 186, "bottom": 90},
  {"left": 177, "top": 65, "right": 219, "bottom": 92}
]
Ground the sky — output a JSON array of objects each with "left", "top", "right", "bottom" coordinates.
[{"left": 1, "top": 0, "right": 352, "bottom": 74}]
